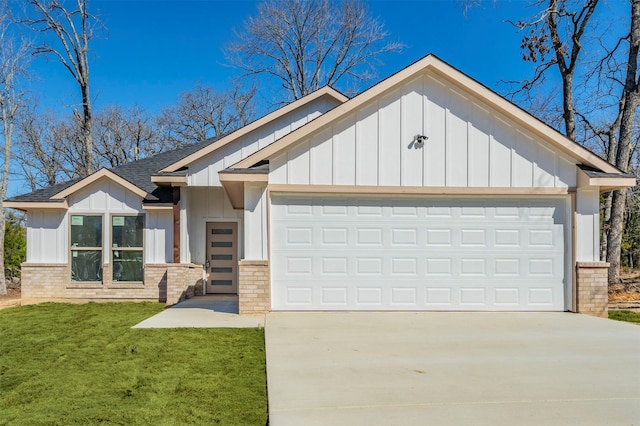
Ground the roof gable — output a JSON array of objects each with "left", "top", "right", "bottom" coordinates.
[
  {"left": 231, "top": 54, "right": 622, "bottom": 176},
  {"left": 161, "top": 86, "right": 348, "bottom": 173}
]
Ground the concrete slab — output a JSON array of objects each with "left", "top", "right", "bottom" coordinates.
[
  {"left": 265, "top": 312, "right": 640, "bottom": 425},
  {"left": 132, "top": 295, "right": 264, "bottom": 328}
]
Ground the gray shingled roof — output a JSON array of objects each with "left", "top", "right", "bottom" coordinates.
[
  {"left": 7, "top": 135, "right": 223, "bottom": 204},
  {"left": 577, "top": 164, "right": 635, "bottom": 179}
]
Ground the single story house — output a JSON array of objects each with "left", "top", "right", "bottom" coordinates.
[{"left": 7, "top": 54, "right": 635, "bottom": 318}]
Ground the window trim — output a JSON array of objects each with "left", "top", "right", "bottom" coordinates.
[
  {"left": 110, "top": 214, "right": 145, "bottom": 284},
  {"left": 69, "top": 213, "right": 104, "bottom": 284}
]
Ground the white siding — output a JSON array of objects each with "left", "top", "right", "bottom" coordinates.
[
  {"left": 183, "top": 187, "right": 243, "bottom": 264},
  {"left": 269, "top": 71, "right": 578, "bottom": 189},
  {"left": 189, "top": 95, "right": 341, "bottom": 187},
  {"left": 145, "top": 210, "right": 173, "bottom": 264},
  {"left": 26, "top": 210, "right": 67, "bottom": 263},
  {"left": 575, "top": 188, "right": 600, "bottom": 262},
  {"left": 244, "top": 183, "right": 268, "bottom": 260},
  {"left": 68, "top": 179, "right": 143, "bottom": 213}
]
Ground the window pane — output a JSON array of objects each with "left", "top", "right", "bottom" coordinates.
[
  {"left": 71, "top": 216, "right": 102, "bottom": 248},
  {"left": 211, "top": 254, "right": 233, "bottom": 261},
  {"left": 71, "top": 250, "right": 102, "bottom": 282},
  {"left": 211, "top": 228, "right": 233, "bottom": 235},
  {"left": 211, "top": 241, "right": 232, "bottom": 248},
  {"left": 113, "top": 250, "right": 143, "bottom": 282},
  {"left": 112, "top": 216, "right": 144, "bottom": 248}
]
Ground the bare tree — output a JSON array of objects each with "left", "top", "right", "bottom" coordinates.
[
  {"left": 94, "top": 105, "right": 161, "bottom": 167},
  {"left": 14, "top": 104, "right": 63, "bottom": 190},
  {"left": 22, "top": 0, "right": 99, "bottom": 177},
  {"left": 157, "top": 84, "right": 256, "bottom": 147},
  {"left": 0, "top": 7, "right": 29, "bottom": 295},
  {"left": 606, "top": 0, "right": 640, "bottom": 281},
  {"left": 225, "top": 0, "right": 403, "bottom": 100},
  {"left": 509, "top": 0, "right": 599, "bottom": 141}
]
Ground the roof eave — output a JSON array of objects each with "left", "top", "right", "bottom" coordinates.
[{"left": 4, "top": 199, "right": 69, "bottom": 211}]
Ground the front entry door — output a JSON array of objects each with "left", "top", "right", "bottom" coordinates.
[{"left": 206, "top": 222, "right": 238, "bottom": 294}]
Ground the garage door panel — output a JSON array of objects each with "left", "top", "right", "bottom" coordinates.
[{"left": 271, "top": 195, "right": 568, "bottom": 311}]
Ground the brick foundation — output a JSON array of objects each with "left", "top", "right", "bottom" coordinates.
[
  {"left": 20, "top": 262, "right": 183, "bottom": 305},
  {"left": 576, "top": 262, "right": 609, "bottom": 318},
  {"left": 238, "top": 260, "right": 270, "bottom": 314}
]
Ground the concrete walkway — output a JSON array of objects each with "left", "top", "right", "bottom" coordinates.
[
  {"left": 132, "top": 295, "right": 265, "bottom": 328},
  {"left": 265, "top": 312, "right": 640, "bottom": 426}
]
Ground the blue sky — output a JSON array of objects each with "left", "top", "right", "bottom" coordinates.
[{"left": 26, "top": 0, "right": 557, "bottom": 116}]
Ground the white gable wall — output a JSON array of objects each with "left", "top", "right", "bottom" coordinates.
[
  {"left": 189, "top": 95, "right": 342, "bottom": 187},
  {"left": 270, "top": 71, "right": 577, "bottom": 188}
]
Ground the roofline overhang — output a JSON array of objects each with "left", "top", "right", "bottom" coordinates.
[
  {"left": 141, "top": 203, "right": 174, "bottom": 210},
  {"left": 230, "top": 54, "right": 623, "bottom": 176},
  {"left": 150, "top": 174, "right": 189, "bottom": 186},
  {"left": 53, "top": 168, "right": 150, "bottom": 200},
  {"left": 4, "top": 199, "right": 69, "bottom": 211},
  {"left": 160, "top": 86, "right": 348, "bottom": 173},
  {"left": 219, "top": 170, "right": 269, "bottom": 209},
  {"left": 577, "top": 168, "right": 636, "bottom": 192}
]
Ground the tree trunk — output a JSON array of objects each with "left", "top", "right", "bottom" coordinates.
[
  {"left": 0, "top": 212, "right": 6, "bottom": 296},
  {"left": 561, "top": 72, "right": 576, "bottom": 141},
  {"left": 82, "top": 84, "right": 94, "bottom": 175},
  {"left": 608, "top": 189, "right": 627, "bottom": 282},
  {"left": 606, "top": 0, "right": 640, "bottom": 282}
]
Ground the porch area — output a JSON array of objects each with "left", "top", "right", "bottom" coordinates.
[{"left": 132, "top": 295, "right": 265, "bottom": 328}]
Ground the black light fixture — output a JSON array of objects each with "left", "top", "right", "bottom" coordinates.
[{"left": 413, "top": 134, "right": 428, "bottom": 147}]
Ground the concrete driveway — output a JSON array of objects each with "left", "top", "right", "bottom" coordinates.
[{"left": 265, "top": 312, "right": 640, "bottom": 425}]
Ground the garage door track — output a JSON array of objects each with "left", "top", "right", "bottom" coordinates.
[{"left": 265, "top": 312, "right": 640, "bottom": 425}]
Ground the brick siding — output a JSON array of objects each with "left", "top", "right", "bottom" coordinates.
[
  {"left": 20, "top": 263, "right": 180, "bottom": 304},
  {"left": 576, "top": 262, "right": 609, "bottom": 318},
  {"left": 238, "top": 260, "right": 270, "bottom": 314}
]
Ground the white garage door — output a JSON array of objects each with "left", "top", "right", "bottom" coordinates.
[{"left": 270, "top": 195, "right": 569, "bottom": 311}]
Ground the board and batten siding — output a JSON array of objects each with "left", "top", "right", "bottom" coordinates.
[
  {"left": 188, "top": 95, "right": 342, "bottom": 187},
  {"left": 244, "top": 183, "right": 268, "bottom": 260},
  {"left": 26, "top": 210, "right": 68, "bottom": 263},
  {"left": 182, "top": 187, "right": 243, "bottom": 264},
  {"left": 145, "top": 210, "right": 173, "bottom": 264},
  {"left": 269, "top": 72, "right": 577, "bottom": 189},
  {"left": 26, "top": 179, "right": 164, "bottom": 264}
]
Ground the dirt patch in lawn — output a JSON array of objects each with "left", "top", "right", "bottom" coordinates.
[
  {"left": 609, "top": 272, "right": 640, "bottom": 311},
  {"left": 0, "top": 288, "right": 20, "bottom": 309}
]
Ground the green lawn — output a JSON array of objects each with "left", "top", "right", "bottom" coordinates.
[
  {"left": 609, "top": 309, "right": 640, "bottom": 324},
  {"left": 0, "top": 303, "right": 267, "bottom": 425}
]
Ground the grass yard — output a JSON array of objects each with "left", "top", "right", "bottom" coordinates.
[
  {"left": 609, "top": 309, "right": 640, "bottom": 324},
  {"left": 0, "top": 303, "right": 267, "bottom": 425}
]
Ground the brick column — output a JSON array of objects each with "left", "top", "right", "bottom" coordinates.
[
  {"left": 238, "top": 260, "right": 270, "bottom": 314},
  {"left": 166, "top": 263, "right": 204, "bottom": 305},
  {"left": 576, "top": 262, "right": 609, "bottom": 318}
]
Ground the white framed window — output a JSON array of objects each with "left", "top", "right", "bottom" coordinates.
[
  {"left": 111, "top": 215, "right": 144, "bottom": 282},
  {"left": 70, "top": 215, "right": 103, "bottom": 282}
]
